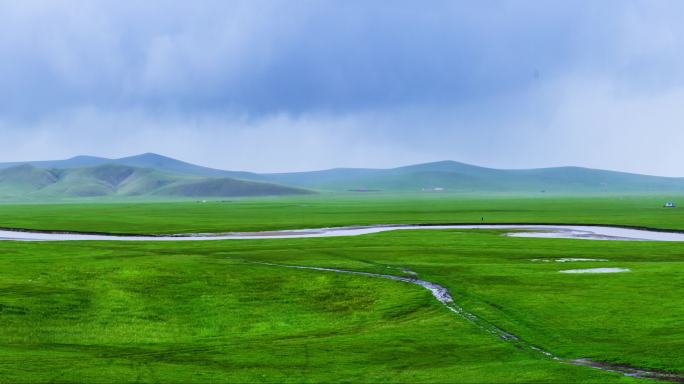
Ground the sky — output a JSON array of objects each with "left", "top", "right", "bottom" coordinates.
[{"left": 1, "top": 0, "right": 684, "bottom": 175}]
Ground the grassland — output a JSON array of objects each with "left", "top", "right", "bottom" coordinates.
[
  {"left": 2, "top": 230, "right": 675, "bottom": 382},
  {"left": 0, "top": 194, "right": 682, "bottom": 234},
  {"left": 0, "top": 195, "right": 681, "bottom": 382}
]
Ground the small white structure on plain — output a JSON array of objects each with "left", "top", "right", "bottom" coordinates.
[
  {"left": 664, "top": 201, "right": 676, "bottom": 208},
  {"left": 422, "top": 187, "right": 445, "bottom": 192}
]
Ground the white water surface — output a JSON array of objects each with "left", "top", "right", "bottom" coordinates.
[
  {"left": 559, "top": 268, "right": 631, "bottom": 274},
  {"left": 531, "top": 258, "right": 608, "bottom": 263},
  {"left": 1, "top": 224, "right": 684, "bottom": 241}
]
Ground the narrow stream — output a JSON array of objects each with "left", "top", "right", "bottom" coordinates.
[{"left": 255, "top": 262, "right": 684, "bottom": 383}]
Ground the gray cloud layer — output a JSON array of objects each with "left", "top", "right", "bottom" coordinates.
[{"left": 1, "top": 0, "right": 684, "bottom": 174}]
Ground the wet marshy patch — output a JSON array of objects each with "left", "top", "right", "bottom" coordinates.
[
  {"left": 559, "top": 268, "right": 630, "bottom": 274},
  {"left": 531, "top": 258, "right": 608, "bottom": 263}
]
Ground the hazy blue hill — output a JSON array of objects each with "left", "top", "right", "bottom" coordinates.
[
  {"left": 259, "top": 160, "right": 684, "bottom": 193},
  {"left": 0, "top": 163, "right": 311, "bottom": 200},
  {"left": 110, "top": 153, "right": 264, "bottom": 180},
  {"left": 2, "top": 154, "right": 684, "bottom": 196},
  {"left": 59, "top": 155, "right": 112, "bottom": 168},
  {"left": 391, "top": 160, "right": 501, "bottom": 175},
  {"left": 263, "top": 168, "right": 382, "bottom": 189},
  {"left": 258, "top": 161, "right": 505, "bottom": 192},
  {"left": 0, "top": 155, "right": 110, "bottom": 170},
  {"left": 506, "top": 166, "right": 684, "bottom": 193}
]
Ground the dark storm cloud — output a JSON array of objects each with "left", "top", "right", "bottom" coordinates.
[
  {"left": 1, "top": 0, "right": 684, "bottom": 174},
  {"left": 0, "top": 1, "right": 609, "bottom": 117}
]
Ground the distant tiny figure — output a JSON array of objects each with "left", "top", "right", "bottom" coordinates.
[{"left": 481, "top": 217, "right": 484, "bottom": 221}]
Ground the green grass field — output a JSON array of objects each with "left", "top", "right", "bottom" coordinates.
[
  {"left": 0, "top": 195, "right": 682, "bottom": 382},
  {"left": 0, "top": 194, "right": 682, "bottom": 234}
]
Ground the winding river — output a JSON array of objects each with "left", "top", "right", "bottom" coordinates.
[{"left": 2, "top": 223, "right": 684, "bottom": 241}]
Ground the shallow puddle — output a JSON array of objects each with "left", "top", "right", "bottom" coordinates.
[
  {"left": 555, "top": 258, "right": 608, "bottom": 262},
  {"left": 532, "top": 258, "right": 608, "bottom": 263},
  {"left": 559, "top": 268, "right": 630, "bottom": 274}
]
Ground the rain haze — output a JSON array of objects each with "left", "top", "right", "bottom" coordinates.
[{"left": 1, "top": 0, "right": 684, "bottom": 175}]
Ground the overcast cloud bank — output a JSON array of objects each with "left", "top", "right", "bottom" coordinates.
[{"left": 1, "top": 0, "right": 684, "bottom": 174}]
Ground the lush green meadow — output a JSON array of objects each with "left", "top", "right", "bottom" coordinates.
[
  {"left": 0, "top": 195, "right": 682, "bottom": 382},
  {"left": 0, "top": 231, "right": 669, "bottom": 383},
  {"left": 0, "top": 194, "right": 683, "bottom": 234}
]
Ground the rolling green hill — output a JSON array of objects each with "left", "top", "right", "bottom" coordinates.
[
  {"left": 0, "top": 153, "right": 262, "bottom": 180},
  {"left": 0, "top": 164, "right": 310, "bottom": 200},
  {"left": 0, "top": 164, "right": 62, "bottom": 196}
]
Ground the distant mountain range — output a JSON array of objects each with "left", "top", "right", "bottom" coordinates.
[{"left": 0, "top": 153, "right": 683, "bottom": 200}]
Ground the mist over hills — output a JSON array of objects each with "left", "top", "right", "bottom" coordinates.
[{"left": 1, "top": 153, "right": 683, "bottom": 200}]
